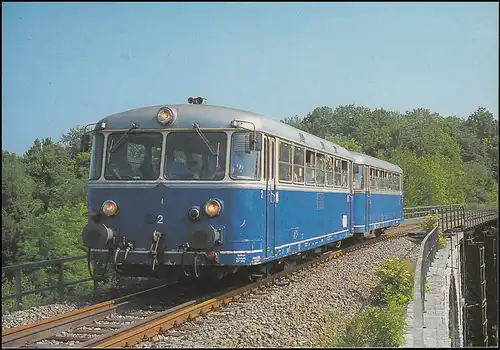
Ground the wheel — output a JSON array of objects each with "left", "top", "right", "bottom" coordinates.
[{"left": 354, "top": 234, "right": 364, "bottom": 243}]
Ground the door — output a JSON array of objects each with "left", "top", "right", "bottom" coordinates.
[
  {"left": 365, "top": 165, "right": 371, "bottom": 233},
  {"left": 349, "top": 161, "right": 353, "bottom": 232},
  {"left": 264, "top": 135, "right": 276, "bottom": 257}
]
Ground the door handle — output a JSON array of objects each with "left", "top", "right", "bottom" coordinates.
[
  {"left": 269, "top": 192, "right": 275, "bottom": 204},
  {"left": 275, "top": 192, "right": 279, "bottom": 203}
]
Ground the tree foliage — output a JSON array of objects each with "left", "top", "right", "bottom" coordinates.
[
  {"left": 282, "top": 105, "right": 498, "bottom": 207},
  {"left": 2, "top": 133, "right": 88, "bottom": 267}
]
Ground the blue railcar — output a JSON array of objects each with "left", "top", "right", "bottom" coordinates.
[
  {"left": 350, "top": 152, "right": 403, "bottom": 238},
  {"left": 80, "top": 98, "right": 403, "bottom": 280}
]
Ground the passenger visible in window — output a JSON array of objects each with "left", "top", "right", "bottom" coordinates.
[
  {"left": 188, "top": 157, "right": 202, "bottom": 179},
  {"left": 231, "top": 152, "right": 244, "bottom": 176},
  {"left": 293, "top": 167, "right": 304, "bottom": 183},
  {"left": 138, "top": 158, "right": 156, "bottom": 180},
  {"left": 107, "top": 147, "right": 133, "bottom": 179},
  {"left": 166, "top": 150, "right": 189, "bottom": 179},
  {"left": 230, "top": 149, "right": 260, "bottom": 180}
]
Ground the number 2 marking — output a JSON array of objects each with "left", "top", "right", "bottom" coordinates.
[{"left": 157, "top": 215, "right": 164, "bottom": 224}]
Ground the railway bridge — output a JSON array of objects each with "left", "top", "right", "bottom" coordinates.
[{"left": 402, "top": 205, "right": 498, "bottom": 348}]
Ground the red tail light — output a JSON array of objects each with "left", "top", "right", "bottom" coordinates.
[{"left": 206, "top": 251, "right": 218, "bottom": 262}]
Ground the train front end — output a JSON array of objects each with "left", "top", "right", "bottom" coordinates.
[{"left": 81, "top": 102, "right": 265, "bottom": 280}]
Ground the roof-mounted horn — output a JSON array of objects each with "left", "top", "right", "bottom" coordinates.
[{"left": 188, "top": 96, "right": 207, "bottom": 105}]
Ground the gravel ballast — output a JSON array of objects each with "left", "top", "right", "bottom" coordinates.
[
  {"left": 135, "top": 235, "right": 422, "bottom": 348},
  {"left": 1, "top": 303, "right": 80, "bottom": 330}
]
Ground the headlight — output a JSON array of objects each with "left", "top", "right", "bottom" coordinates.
[
  {"left": 101, "top": 200, "right": 118, "bottom": 216},
  {"left": 204, "top": 199, "right": 222, "bottom": 217},
  {"left": 156, "top": 107, "right": 176, "bottom": 125}
]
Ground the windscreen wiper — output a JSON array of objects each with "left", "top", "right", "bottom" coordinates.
[
  {"left": 109, "top": 123, "right": 139, "bottom": 153},
  {"left": 193, "top": 123, "right": 217, "bottom": 156}
]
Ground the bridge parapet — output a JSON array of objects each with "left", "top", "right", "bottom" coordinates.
[{"left": 404, "top": 204, "right": 498, "bottom": 347}]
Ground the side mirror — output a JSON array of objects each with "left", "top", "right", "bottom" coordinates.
[
  {"left": 80, "top": 134, "right": 90, "bottom": 153},
  {"left": 247, "top": 133, "right": 262, "bottom": 153}
]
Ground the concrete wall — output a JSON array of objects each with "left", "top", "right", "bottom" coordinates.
[{"left": 403, "top": 231, "right": 463, "bottom": 347}]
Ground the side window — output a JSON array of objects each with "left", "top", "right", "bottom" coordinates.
[
  {"left": 278, "top": 141, "right": 292, "bottom": 182},
  {"left": 354, "top": 164, "right": 364, "bottom": 190},
  {"left": 316, "top": 154, "right": 325, "bottom": 186},
  {"left": 293, "top": 145, "right": 305, "bottom": 184},
  {"left": 89, "top": 133, "right": 104, "bottom": 180},
  {"left": 341, "top": 160, "right": 348, "bottom": 187},
  {"left": 305, "top": 150, "right": 316, "bottom": 185},
  {"left": 370, "top": 168, "right": 377, "bottom": 190},
  {"left": 334, "top": 158, "right": 342, "bottom": 187},
  {"left": 230, "top": 132, "right": 262, "bottom": 180},
  {"left": 326, "top": 156, "right": 334, "bottom": 187}
]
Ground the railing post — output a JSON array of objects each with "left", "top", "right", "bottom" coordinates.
[
  {"left": 452, "top": 206, "right": 457, "bottom": 228},
  {"left": 57, "top": 262, "right": 65, "bottom": 299},
  {"left": 461, "top": 205, "right": 466, "bottom": 229},
  {"left": 14, "top": 270, "right": 22, "bottom": 310}
]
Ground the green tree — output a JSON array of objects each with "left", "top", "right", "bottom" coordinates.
[
  {"left": 326, "top": 134, "right": 362, "bottom": 152},
  {"left": 19, "top": 202, "right": 88, "bottom": 262},
  {"left": 2, "top": 151, "right": 42, "bottom": 265},
  {"left": 23, "top": 139, "right": 87, "bottom": 212}
]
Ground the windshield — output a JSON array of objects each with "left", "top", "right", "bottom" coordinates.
[
  {"left": 165, "top": 132, "right": 227, "bottom": 180},
  {"left": 104, "top": 133, "right": 163, "bottom": 180}
]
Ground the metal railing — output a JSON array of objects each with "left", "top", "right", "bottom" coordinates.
[
  {"left": 404, "top": 205, "right": 498, "bottom": 232},
  {"left": 412, "top": 223, "right": 440, "bottom": 347},
  {"left": 1, "top": 254, "right": 97, "bottom": 310},
  {"left": 463, "top": 209, "right": 498, "bottom": 230}
]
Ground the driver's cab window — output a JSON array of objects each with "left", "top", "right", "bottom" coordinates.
[
  {"left": 104, "top": 133, "right": 163, "bottom": 180},
  {"left": 165, "top": 132, "right": 227, "bottom": 180},
  {"left": 127, "top": 143, "right": 145, "bottom": 173},
  {"left": 230, "top": 132, "right": 262, "bottom": 180}
]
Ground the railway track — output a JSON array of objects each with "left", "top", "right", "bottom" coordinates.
[{"left": 2, "top": 222, "right": 422, "bottom": 349}]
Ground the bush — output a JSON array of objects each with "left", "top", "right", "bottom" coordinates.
[
  {"left": 420, "top": 214, "right": 447, "bottom": 250},
  {"left": 330, "top": 300, "right": 407, "bottom": 348},
  {"left": 374, "top": 258, "right": 414, "bottom": 305},
  {"left": 437, "top": 234, "right": 447, "bottom": 249},
  {"left": 325, "top": 258, "right": 415, "bottom": 347},
  {"left": 419, "top": 214, "right": 439, "bottom": 230}
]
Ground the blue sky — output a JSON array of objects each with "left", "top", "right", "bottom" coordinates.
[{"left": 2, "top": 2, "right": 498, "bottom": 155}]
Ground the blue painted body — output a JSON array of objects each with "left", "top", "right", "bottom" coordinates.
[
  {"left": 89, "top": 184, "right": 353, "bottom": 266},
  {"left": 352, "top": 191, "right": 403, "bottom": 233}
]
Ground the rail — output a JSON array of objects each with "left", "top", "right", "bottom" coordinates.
[
  {"left": 412, "top": 223, "right": 440, "bottom": 347},
  {"left": 2, "top": 205, "right": 497, "bottom": 311}
]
